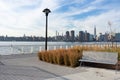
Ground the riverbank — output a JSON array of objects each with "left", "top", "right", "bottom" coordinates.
[{"left": 0, "top": 53, "right": 120, "bottom": 80}]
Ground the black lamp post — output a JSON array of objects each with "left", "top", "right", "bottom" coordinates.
[{"left": 43, "top": 8, "right": 51, "bottom": 51}]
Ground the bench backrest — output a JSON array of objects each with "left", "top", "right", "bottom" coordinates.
[{"left": 82, "top": 51, "right": 118, "bottom": 65}]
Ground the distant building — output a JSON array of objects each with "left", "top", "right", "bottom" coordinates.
[
  {"left": 0, "top": 36, "right": 5, "bottom": 41},
  {"left": 115, "top": 33, "right": 120, "bottom": 42},
  {"left": 65, "top": 31, "right": 70, "bottom": 41},
  {"left": 55, "top": 31, "right": 58, "bottom": 40},
  {"left": 89, "top": 34, "right": 94, "bottom": 41},
  {"left": 70, "top": 30, "right": 75, "bottom": 42},
  {"left": 98, "top": 33, "right": 104, "bottom": 41},
  {"left": 104, "top": 33, "right": 109, "bottom": 41},
  {"left": 79, "top": 31, "right": 84, "bottom": 42},
  {"left": 84, "top": 31, "right": 90, "bottom": 42},
  {"left": 94, "top": 26, "right": 97, "bottom": 41},
  {"left": 98, "top": 33, "right": 109, "bottom": 42},
  {"left": 87, "top": 33, "right": 90, "bottom": 42}
]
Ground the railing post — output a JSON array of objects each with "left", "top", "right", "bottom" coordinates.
[
  {"left": 80, "top": 45, "right": 82, "bottom": 47},
  {"left": 11, "top": 46, "right": 13, "bottom": 53},
  {"left": 71, "top": 45, "right": 73, "bottom": 48},
  {"left": 66, "top": 45, "right": 68, "bottom": 49},
  {"left": 60, "top": 45, "right": 62, "bottom": 49},
  {"left": 48, "top": 46, "right": 49, "bottom": 50},
  {"left": 54, "top": 46, "right": 56, "bottom": 50},
  {"left": 39, "top": 46, "right": 41, "bottom": 52},
  {"left": 30, "top": 46, "right": 33, "bottom": 53},
  {"left": 21, "top": 47, "right": 24, "bottom": 54}
]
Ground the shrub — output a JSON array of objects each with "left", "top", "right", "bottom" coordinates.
[
  {"left": 63, "top": 50, "right": 70, "bottom": 66},
  {"left": 68, "top": 50, "right": 80, "bottom": 67},
  {"left": 38, "top": 45, "right": 120, "bottom": 67},
  {"left": 38, "top": 52, "right": 42, "bottom": 60},
  {"left": 48, "top": 50, "right": 54, "bottom": 63}
]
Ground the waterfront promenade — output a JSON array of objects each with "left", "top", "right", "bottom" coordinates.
[{"left": 0, "top": 53, "right": 120, "bottom": 80}]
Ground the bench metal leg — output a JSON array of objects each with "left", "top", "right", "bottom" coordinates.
[
  {"left": 115, "top": 63, "right": 118, "bottom": 74},
  {"left": 115, "top": 62, "right": 120, "bottom": 74},
  {"left": 80, "top": 61, "right": 83, "bottom": 66}
]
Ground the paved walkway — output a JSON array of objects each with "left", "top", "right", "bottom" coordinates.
[
  {"left": 0, "top": 53, "right": 120, "bottom": 80},
  {"left": 0, "top": 65, "right": 57, "bottom": 80}
]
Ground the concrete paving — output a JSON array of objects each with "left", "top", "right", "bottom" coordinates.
[
  {"left": 0, "top": 53, "right": 120, "bottom": 80},
  {"left": 0, "top": 65, "right": 57, "bottom": 80}
]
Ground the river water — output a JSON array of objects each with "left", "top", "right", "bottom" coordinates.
[{"left": 0, "top": 41, "right": 119, "bottom": 55}]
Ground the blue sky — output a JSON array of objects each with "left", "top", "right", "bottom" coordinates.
[{"left": 0, "top": 0, "right": 120, "bottom": 37}]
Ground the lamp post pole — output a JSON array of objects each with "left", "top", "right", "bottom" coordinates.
[{"left": 43, "top": 8, "right": 51, "bottom": 51}]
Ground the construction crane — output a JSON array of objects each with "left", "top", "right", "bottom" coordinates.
[{"left": 108, "top": 21, "right": 115, "bottom": 47}]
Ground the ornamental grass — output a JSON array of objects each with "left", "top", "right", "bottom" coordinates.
[{"left": 38, "top": 46, "right": 120, "bottom": 67}]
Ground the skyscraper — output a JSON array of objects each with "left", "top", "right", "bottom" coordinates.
[
  {"left": 79, "top": 31, "right": 84, "bottom": 42},
  {"left": 55, "top": 31, "right": 58, "bottom": 40},
  {"left": 65, "top": 31, "right": 70, "bottom": 41},
  {"left": 85, "top": 31, "right": 90, "bottom": 42},
  {"left": 70, "top": 30, "right": 75, "bottom": 42},
  {"left": 94, "top": 26, "right": 97, "bottom": 40}
]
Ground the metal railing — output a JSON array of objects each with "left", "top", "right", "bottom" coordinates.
[
  {"left": 0, "top": 45, "right": 74, "bottom": 55},
  {"left": 0, "top": 42, "right": 120, "bottom": 55}
]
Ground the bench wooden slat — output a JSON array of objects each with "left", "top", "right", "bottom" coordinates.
[{"left": 79, "top": 51, "right": 118, "bottom": 65}]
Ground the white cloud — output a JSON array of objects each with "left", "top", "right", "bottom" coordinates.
[
  {"left": 0, "top": 0, "right": 119, "bottom": 37},
  {"left": 72, "top": 10, "right": 120, "bottom": 35},
  {"left": 0, "top": 0, "right": 59, "bottom": 36},
  {"left": 91, "top": 0, "right": 104, "bottom": 5}
]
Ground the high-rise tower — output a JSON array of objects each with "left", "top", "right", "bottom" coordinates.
[
  {"left": 70, "top": 30, "right": 75, "bottom": 42},
  {"left": 55, "top": 30, "right": 57, "bottom": 40},
  {"left": 94, "top": 26, "right": 96, "bottom": 40},
  {"left": 79, "top": 31, "right": 84, "bottom": 42},
  {"left": 65, "top": 31, "right": 70, "bottom": 41}
]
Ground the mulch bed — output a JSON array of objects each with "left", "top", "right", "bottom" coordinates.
[{"left": 82, "top": 61, "right": 120, "bottom": 70}]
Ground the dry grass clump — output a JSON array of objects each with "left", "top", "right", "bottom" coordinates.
[
  {"left": 38, "top": 48, "right": 82, "bottom": 67},
  {"left": 38, "top": 45, "right": 120, "bottom": 67}
]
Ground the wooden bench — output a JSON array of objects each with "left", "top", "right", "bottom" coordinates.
[{"left": 79, "top": 51, "right": 118, "bottom": 69}]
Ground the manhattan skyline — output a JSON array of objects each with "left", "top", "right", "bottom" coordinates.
[{"left": 0, "top": 0, "right": 120, "bottom": 37}]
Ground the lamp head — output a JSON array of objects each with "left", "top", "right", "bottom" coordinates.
[{"left": 43, "top": 8, "right": 51, "bottom": 16}]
